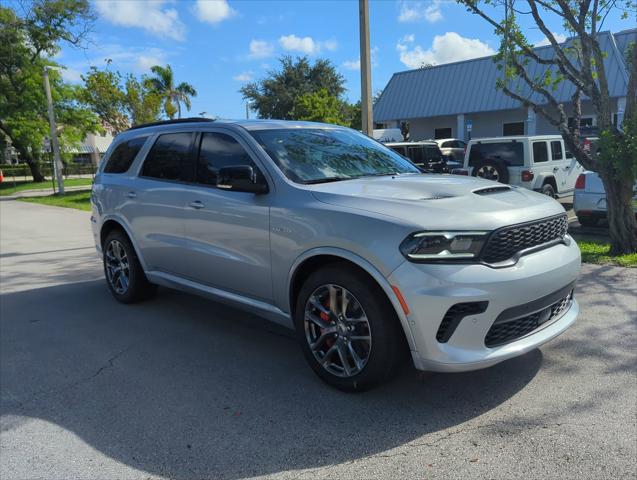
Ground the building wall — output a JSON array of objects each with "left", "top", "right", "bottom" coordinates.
[{"left": 398, "top": 98, "right": 621, "bottom": 141}]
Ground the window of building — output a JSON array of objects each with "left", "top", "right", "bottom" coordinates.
[
  {"left": 103, "top": 136, "right": 147, "bottom": 174},
  {"left": 141, "top": 132, "right": 194, "bottom": 181},
  {"left": 434, "top": 128, "right": 452, "bottom": 139},
  {"left": 532, "top": 141, "right": 549, "bottom": 163},
  {"left": 502, "top": 122, "right": 524, "bottom": 136},
  {"left": 196, "top": 132, "right": 257, "bottom": 186},
  {"left": 567, "top": 116, "right": 595, "bottom": 128},
  {"left": 550, "top": 141, "right": 563, "bottom": 160}
]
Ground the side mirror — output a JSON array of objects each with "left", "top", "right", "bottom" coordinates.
[{"left": 217, "top": 165, "right": 268, "bottom": 194}]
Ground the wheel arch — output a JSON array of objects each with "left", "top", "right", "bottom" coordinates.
[
  {"left": 287, "top": 248, "right": 417, "bottom": 352},
  {"left": 538, "top": 174, "right": 558, "bottom": 193},
  {"left": 99, "top": 217, "right": 148, "bottom": 271}
]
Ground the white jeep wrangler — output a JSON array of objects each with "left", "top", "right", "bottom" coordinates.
[{"left": 461, "top": 135, "right": 583, "bottom": 198}]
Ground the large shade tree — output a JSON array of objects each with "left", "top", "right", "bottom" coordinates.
[
  {"left": 0, "top": 0, "right": 98, "bottom": 182},
  {"left": 145, "top": 65, "right": 197, "bottom": 119},
  {"left": 241, "top": 56, "right": 347, "bottom": 120},
  {"left": 458, "top": 0, "right": 637, "bottom": 254}
]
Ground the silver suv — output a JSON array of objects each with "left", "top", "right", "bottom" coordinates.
[{"left": 91, "top": 119, "right": 581, "bottom": 391}]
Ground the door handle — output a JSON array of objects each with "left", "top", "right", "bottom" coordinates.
[
  {"left": 553, "top": 167, "right": 559, "bottom": 172},
  {"left": 189, "top": 200, "right": 205, "bottom": 209},
  {"left": 126, "top": 191, "right": 137, "bottom": 199}
]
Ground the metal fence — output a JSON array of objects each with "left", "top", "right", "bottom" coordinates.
[{"left": 0, "top": 162, "right": 97, "bottom": 181}]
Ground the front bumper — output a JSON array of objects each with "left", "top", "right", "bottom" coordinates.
[{"left": 388, "top": 237, "right": 581, "bottom": 372}]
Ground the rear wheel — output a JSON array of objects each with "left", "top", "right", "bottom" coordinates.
[
  {"left": 541, "top": 183, "right": 556, "bottom": 198},
  {"left": 578, "top": 216, "right": 599, "bottom": 227},
  {"left": 103, "top": 229, "right": 156, "bottom": 303},
  {"left": 294, "top": 265, "right": 404, "bottom": 392}
]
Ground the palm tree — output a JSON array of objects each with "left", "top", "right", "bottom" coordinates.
[{"left": 145, "top": 65, "right": 197, "bottom": 119}]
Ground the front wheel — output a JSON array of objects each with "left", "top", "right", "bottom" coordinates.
[{"left": 294, "top": 265, "right": 404, "bottom": 392}]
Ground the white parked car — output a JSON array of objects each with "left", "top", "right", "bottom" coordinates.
[
  {"left": 434, "top": 138, "right": 466, "bottom": 163},
  {"left": 372, "top": 128, "right": 403, "bottom": 143},
  {"left": 573, "top": 171, "right": 637, "bottom": 226},
  {"left": 459, "top": 135, "right": 583, "bottom": 198}
]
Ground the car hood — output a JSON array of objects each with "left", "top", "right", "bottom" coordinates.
[{"left": 309, "top": 174, "right": 566, "bottom": 231}]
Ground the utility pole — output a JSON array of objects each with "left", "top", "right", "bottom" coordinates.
[
  {"left": 359, "top": 0, "right": 373, "bottom": 136},
  {"left": 245, "top": 103, "right": 250, "bottom": 119},
  {"left": 43, "top": 66, "right": 64, "bottom": 194}
]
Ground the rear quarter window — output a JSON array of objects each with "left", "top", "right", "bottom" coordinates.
[
  {"left": 468, "top": 142, "right": 524, "bottom": 167},
  {"left": 103, "top": 136, "right": 148, "bottom": 174}
]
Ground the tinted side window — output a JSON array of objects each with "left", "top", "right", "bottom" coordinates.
[
  {"left": 425, "top": 146, "right": 443, "bottom": 161},
  {"left": 389, "top": 146, "right": 407, "bottom": 156},
  {"left": 196, "top": 132, "right": 256, "bottom": 186},
  {"left": 141, "top": 133, "right": 194, "bottom": 181},
  {"left": 468, "top": 142, "right": 524, "bottom": 167},
  {"left": 550, "top": 141, "right": 563, "bottom": 160},
  {"left": 104, "top": 136, "right": 147, "bottom": 174},
  {"left": 532, "top": 141, "right": 549, "bottom": 163},
  {"left": 441, "top": 141, "right": 452, "bottom": 148},
  {"left": 407, "top": 146, "right": 425, "bottom": 164}
]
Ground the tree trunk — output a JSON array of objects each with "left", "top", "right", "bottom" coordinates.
[
  {"left": 27, "top": 160, "right": 45, "bottom": 183},
  {"left": 598, "top": 172, "right": 637, "bottom": 255},
  {"left": 16, "top": 146, "right": 45, "bottom": 182}
]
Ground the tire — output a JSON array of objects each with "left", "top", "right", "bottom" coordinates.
[
  {"left": 294, "top": 264, "right": 404, "bottom": 392},
  {"left": 578, "top": 216, "right": 599, "bottom": 227},
  {"left": 471, "top": 159, "right": 510, "bottom": 184},
  {"left": 541, "top": 183, "right": 556, "bottom": 198},
  {"left": 103, "top": 229, "right": 156, "bottom": 303}
]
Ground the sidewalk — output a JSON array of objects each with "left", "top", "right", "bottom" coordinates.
[{"left": 0, "top": 185, "right": 92, "bottom": 200}]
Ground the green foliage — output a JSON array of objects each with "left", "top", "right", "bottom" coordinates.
[
  {"left": 80, "top": 64, "right": 163, "bottom": 129},
  {"left": 292, "top": 89, "right": 348, "bottom": 126},
  {"left": 145, "top": 65, "right": 197, "bottom": 119},
  {"left": 0, "top": 0, "right": 97, "bottom": 181},
  {"left": 240, "top": 56, "right": 346, "bottom": 120},
  {"left": 598, "top": 112, "right": 637, "bottom": 183}
]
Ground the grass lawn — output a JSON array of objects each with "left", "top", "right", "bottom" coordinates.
[
  {"left": 18, "top": 191, "right": 92, "bottom": 211},
  {"left": 0, "top": 178, "right": 93, "bottom": 196},
  {"left": 577, "top": 240, "right": 637, "bottom": 267}
]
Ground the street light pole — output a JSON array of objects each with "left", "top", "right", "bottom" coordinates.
[
  {"left": 359, "top": 0, "right": 373, "bottom": 136},
  {"left": 43, "top": 66, "right": 65, "bottom": 194}
]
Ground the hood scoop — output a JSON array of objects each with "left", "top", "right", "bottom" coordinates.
[{"left": 473, "top": 186, "right": 512, "bottom": 195}]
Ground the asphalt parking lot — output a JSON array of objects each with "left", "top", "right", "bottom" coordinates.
[{"left": 1, "top": 199, "right": 636, "bottom": 480}]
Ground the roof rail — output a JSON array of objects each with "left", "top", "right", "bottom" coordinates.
[{"left": 127, "top": 117, "right": 215, "bottom": 131}]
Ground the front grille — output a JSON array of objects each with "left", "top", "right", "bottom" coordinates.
[
  {"left": 436, "top": 301, "right": 488, "bottom": 343},
  {"left": 485, "top": 289, "right": 574, "bottom": 348},
  {"left": 481, "top": 214, "right": 568, "bottom": 264}
]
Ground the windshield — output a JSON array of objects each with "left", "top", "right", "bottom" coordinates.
[{"left": 249, "top": 128, "right": 420, "bottom": 184}]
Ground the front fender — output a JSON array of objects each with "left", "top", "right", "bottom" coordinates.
[{"left": 287, "top": 247, "right": 417, "bottom": 351}]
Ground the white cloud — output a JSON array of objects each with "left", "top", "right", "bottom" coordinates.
[
  {"left": 398, "top": 0, "right": 443, "bottom": 23},
  {"left": 137, "top": 54, "right": 165, "bottom": 72},
  {"left": 194, "top": 0, "right": 236, "bottom": 24},
  {"left": 233, "top": 71, "right": 253, "bottom": 82},
  {"left": 94, "top": 0, "right": 186, "bottom": 41},
  {"left": 278, "top": 35, "right": 338, "bottom": 55},
  {"left": 60, "top": 66, "right": 83, "bottom": 83},
  {"left": 342, "top": 46, "right": 379, "bottom": 70},
  {"left": 90, "top": 44, "right": 168, "bottom": 73},
  {"left": 248, "top": 39, "right": 274, "bottom": 59},
  {"left": 396, "top": 32, "right": 495, "bottom": 69},
  {"left": 535, "top": 32, "right": 567, "bottom": 47}
]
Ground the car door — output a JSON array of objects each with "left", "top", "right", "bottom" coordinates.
[
  {"left": 182, "top": 130, "right": 272, "bottom": 302},
  {"left": 551, "top": 139, "right": 579, "bottom": 192},
  {"left": 125, "top": 131, "right": 197, "bottom": 276},
  {"left": 531, "top": 140, "right": 552, "bottom": 187}
]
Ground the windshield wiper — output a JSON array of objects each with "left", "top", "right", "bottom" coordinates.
[{"left": 304, "top": 176, "right": 353, "bottom": 184}]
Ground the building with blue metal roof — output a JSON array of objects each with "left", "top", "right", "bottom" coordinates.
[{"left": 373, "top": 29, "right": 635, "bottom": 142}]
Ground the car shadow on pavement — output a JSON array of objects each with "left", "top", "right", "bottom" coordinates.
[{"left": 1, "top": 280, "right": 543, "bottom": 479}]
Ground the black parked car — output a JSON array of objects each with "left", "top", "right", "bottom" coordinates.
[{"left": 385, "top": 141, "right": 448, "bottom": 173}]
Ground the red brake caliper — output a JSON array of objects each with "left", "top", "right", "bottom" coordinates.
[{"left": 320, "top": 300, "right": 335, "bottom": 349}]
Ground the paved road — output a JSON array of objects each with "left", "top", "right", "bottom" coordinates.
[{"left": 1, "top": 200, "right": 635, "bottom": 480}]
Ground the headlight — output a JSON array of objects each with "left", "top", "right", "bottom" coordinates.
[{"left": 399, "top": 231, "right": 489, "bottom": 262}]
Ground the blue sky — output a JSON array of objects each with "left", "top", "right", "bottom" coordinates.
[{"left": 54, "top": 0, "right": 631, "bottom": 119}]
